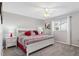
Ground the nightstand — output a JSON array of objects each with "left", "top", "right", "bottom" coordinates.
[{"left": 5, "top": 37, "right": 17, "bottom": 49}]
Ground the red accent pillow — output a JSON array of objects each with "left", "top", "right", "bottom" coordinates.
[
  {"left": 24, "top": 31, "right": 31, "bottom": 36},
  {"left": 33, "top": 30, "right": 38, "bottom": 35}
]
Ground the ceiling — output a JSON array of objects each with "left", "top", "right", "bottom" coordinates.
[{"left": 2, "top": 2, "right": 79, "bottom": 19}]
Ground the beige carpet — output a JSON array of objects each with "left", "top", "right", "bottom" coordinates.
[{"left": 3, "top": 42, "right": 79, "bottom": 56}]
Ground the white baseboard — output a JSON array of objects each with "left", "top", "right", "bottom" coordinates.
[
  {"left": 56, "top": 41, "right": 69, "bottom": 45},
  {"left": 56, "top": 41, "right": 79, "bottom": 47},
  {"left": 71, "top": 44, "right": 79, "bottom": 47}
]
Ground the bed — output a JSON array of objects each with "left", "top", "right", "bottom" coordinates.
[{"left": 17, "top": 29, "right": 54, "bottom": 55}]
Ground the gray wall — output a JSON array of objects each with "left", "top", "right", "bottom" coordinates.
[
  {"left": 2, "top": 12, "right": 45, "bottom": 37},
  {"left": 54, "top": 31, "right": 68, "bottom": 44},
  {"left": 3, "top": 12, "right": 45, "bottom": 28}
]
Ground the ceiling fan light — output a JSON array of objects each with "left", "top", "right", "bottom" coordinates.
[{"left": 44, "top": 13, "right": 49, "bottom": 17}]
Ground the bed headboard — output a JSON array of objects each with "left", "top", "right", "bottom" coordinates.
[
  {"left": 17, "top": 28, "right": 38, "bottom": 36},
  {"left": 17, "top": 27, "right": 44, "bottom": 36}
]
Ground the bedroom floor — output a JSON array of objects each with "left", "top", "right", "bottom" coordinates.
[{"left": 3, "top": 42, "right": 79, "bottom": 56}]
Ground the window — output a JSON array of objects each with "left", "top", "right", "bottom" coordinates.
[
  {"left": 54, "top": 21, "right": 60, "bottom": 31},
  {"left": 54, "top": 18, "right": 68, "bottom": 31},
  {"left": 60, "top": 22, "right": 67, "bottom": 31}
]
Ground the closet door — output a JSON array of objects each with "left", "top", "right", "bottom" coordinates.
[{"left": 71, "top": 13, "right": 79, "bottom": 47}]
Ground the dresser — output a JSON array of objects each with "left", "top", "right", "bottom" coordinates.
[{"left": 5, "top": 37, "right": 17, "bottom": 49}]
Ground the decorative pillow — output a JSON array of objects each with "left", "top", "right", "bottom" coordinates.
[
  {"left": 31, "top": 31, "right": 35, "bottom": 36},
  {"left": 38, "top": 31, "right": 43, "bottom": 35},
  {"left": 24, "top": 31, "right": 31, "bottom": 36},
  {"left": 10, "top": 33, "right": 12, "bottom": 37},
  {"left": 37, "top": 31, "right": 43, "bottom": 35},
  {"left": 33, "top": 30, "right": 38, "bottom": 35}
]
